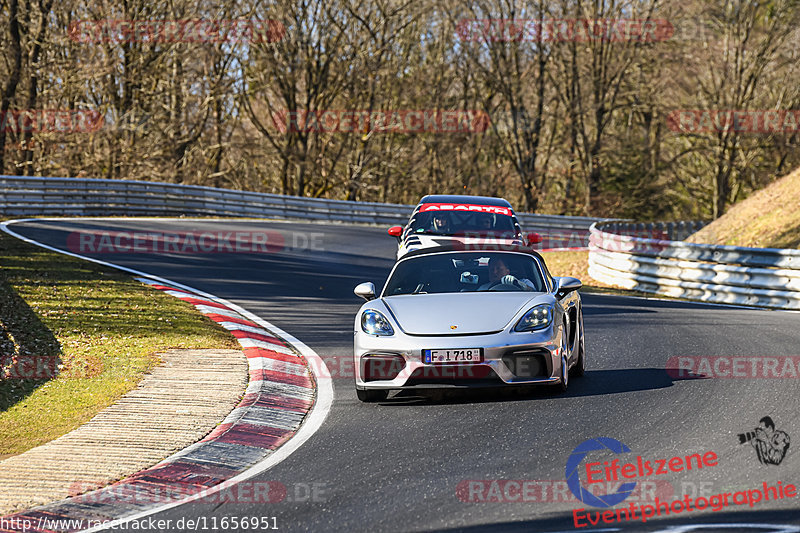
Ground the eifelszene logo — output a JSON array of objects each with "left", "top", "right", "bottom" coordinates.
[
  {"left": 565, "top": 437, "right": 720, "bottom": 509},
  {"left": 565, "top": 437, "right": 638, "bottom": 508},
  {"left": 738, "top": 416, "right": 791, "bottom": 466}
]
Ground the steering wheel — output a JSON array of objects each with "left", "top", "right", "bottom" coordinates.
[{"left": 487, "top": 279, "right": 522, "bottom": 291}]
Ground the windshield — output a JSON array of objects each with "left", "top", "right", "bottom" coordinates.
[
  {"left": 407, "top": 210, "right": 517, "bottom": 236},
  {"left": 383, "top": 252, "right": 546, "bottom": 295}
]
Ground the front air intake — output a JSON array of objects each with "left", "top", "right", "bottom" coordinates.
[
  {"left": 361, "top": 354, "right": 406, "bottom": 382},
  {"left": 502, "top": 349, "right": 550, "bottom": 378}
]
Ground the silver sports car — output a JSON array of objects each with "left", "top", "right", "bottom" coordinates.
[{"left": 353, "top": 245, "right": 585, "bottom": 402}]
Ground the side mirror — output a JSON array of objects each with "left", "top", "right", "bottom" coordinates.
[
  {"left": 553, "top": 276, "right": 582, "bottom": 295},
  {"left": 388, "top": 226, "right": 403, "bottom": 238},
  {"left": 354, "top": 282, "right": 377, "bottom": 301},
  {"left": 527, "top": 232, "right": 543, "bottom": 245}
]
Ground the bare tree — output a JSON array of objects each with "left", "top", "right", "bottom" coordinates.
[
  {"left": 0, "top": 0, "right": 798, "bottom": 220},
  {"left": 675, "top": 0, "right": 800, "bottom": 217},
  {"left": 0, "top": 0, "right": 23, "bottom": 171}
]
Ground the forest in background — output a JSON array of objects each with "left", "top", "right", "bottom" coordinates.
[{"left": 1, "top": 0, "right": 800, "bottom": 220}]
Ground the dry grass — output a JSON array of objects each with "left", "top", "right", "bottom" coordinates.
[
  {"left": 540, "top": 250, "right": 613, "bottom": 289},
  {"left": 687, "top": 167, "right": 800, "bottom": 249}
]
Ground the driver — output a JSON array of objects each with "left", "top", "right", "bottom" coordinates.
[
  {"left": 479, "top": 257, "right": 535, "bottom": 291},
  {"left": 432, "top": 213, "right": 451, "bottom": 233}
]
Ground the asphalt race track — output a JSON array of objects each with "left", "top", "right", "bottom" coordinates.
[{"left": 8, "top": 218, "right": 800, "bottom": 532}]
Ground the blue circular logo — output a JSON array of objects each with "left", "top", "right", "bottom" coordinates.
[{"left": 565, "top": 437, "right": 637, "bottom": 508}]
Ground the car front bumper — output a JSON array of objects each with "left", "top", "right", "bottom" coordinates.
[{"left": 354, "top": 327, "right": 564, "bottom": 390}]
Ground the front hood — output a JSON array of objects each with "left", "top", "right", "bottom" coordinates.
[{"left": 383, "top": 292, "right": 548, "bottom": 335}]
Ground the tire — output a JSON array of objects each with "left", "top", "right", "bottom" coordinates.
[
  {"left": 555, "top": 327, "right": 569, "bottom": 393},
  {"left": 356, "top": 388, "right": 389, "bottom": 402},
  {"left": 556, "top": 352, "right": 569, "bottom": 393},
  {"left": 570, "top": 312, "right": 586, "bottom": 378}
]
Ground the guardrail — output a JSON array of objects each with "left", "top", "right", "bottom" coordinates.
[
  {"left": 0, "top": 176, "right": 607, "bottom": 245},
  {"left": 0, "top": 176, "right": 413, "bottom": 225},
  {"left": 588, "top": 221, "right": 800, "bottom": 310},
  {"left": 12, "top": 176, "right": 792, "bottom": 308}
]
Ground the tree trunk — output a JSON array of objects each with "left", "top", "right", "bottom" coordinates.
[
  {"left": 20, "top": 0, "right": 54, "bottom": 176},
  {"left": 0, "top": 0, "right": 23, "bottom": 173}
]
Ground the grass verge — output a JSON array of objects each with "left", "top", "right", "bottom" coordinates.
[
  {"left": 0, "top": 230, "right": 239, "bottom": 459},
  {"left": 687, "top": 165, "right": 800, "bottom": 249},
  {"left": 540, "top": 250, "right": 600, "bottom": 285}
]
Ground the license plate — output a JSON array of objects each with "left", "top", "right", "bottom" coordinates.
[{"left": 423, "top": 348, "right": 483, "bottom": 364}]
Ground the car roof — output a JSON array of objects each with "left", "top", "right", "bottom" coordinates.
[
  {"left": 418, "top": 195, "right": 514, "bottom": 208},
  {"left": 400, "top": 243, "right": 544, "bottom": 262}
]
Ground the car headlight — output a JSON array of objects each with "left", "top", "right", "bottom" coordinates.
[
  {"left": 514, "top": 304, "right": 553, "bottom": 332},
  {"left": 361, "top": 310, "right": 395, "bottom": 336}
]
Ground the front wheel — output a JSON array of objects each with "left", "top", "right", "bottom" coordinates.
[
  {"left": 554, "top": 328, "right": 569, "bottom": 393},
  {"left": 570, "top": 313, "right": 586, "bottom": 378},
  {"left": 356, "top": 388, "right": 389, "bottom": 403},
  {"left": 556, "top": 352, "right": 569, "bottom": 393}
]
